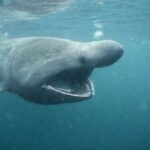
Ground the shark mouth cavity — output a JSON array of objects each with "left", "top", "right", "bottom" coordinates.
[{"left": 41, "top": 68, "right": 95, "bottom": 101}]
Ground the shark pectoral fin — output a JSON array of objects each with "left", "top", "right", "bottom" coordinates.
[{"left": 0, "top": 81, "right": 7, "bottom": 92}]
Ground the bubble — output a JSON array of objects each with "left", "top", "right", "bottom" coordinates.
[
  {"left": 4, "top": 32, "right": 8, "bottom": 37},
  {"left": 94, "top": 19, "right": 103, "bottom": 29},
  {"left": 96, "top": 0, "right": 104, "bottom": 5},
  {"left": 130, "top": 37, "right": 134, "bottom": 41},
  {"left": 94, "top": 30, "right": 104, "bottom": 39},
  {"left": 94, "top": 23, "right": 103, "bottom": 29}
]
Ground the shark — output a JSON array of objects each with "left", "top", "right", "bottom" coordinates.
[{"left": 0, "top": 37, "right": 123, "bottom": 104}]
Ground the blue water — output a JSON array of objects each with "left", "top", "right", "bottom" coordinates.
[{"left": 0, "top": 0, "right": 150, "bottom": 149}]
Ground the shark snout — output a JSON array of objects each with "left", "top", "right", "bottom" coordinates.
[
  {"left": 83, "top": 40, "right": 124, "bottom": 68},
  {"left": 100, "top": 40, "right": 124, "bottom": 66}
]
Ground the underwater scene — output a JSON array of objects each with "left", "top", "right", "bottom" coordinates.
[{"left": 0, "top": 0, "right": 150, "bottom": 149}]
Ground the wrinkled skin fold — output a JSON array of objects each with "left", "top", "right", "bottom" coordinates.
[{"left": 0, "top": 37, "right": 124, "bottom": 104}]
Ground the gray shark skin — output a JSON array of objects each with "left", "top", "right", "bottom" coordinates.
[{"left": 0, "top": 37, "right": 123, "bottom": 104}]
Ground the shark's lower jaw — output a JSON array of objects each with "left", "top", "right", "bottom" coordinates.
[{"left": 42, "top": 78, "right": 94, "bottom": 99}]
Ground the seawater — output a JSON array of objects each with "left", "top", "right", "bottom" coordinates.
[{"left": 0, "top": 0, "right": 150, "bottom": 150}]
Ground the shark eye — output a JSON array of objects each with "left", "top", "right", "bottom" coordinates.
[{"left": 79, "top": 56, "right": 87, "bottom": 65}]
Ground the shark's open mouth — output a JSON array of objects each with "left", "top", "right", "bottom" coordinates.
[{"left": 41, "top": 68, "right": 95, "bottom": 100}]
